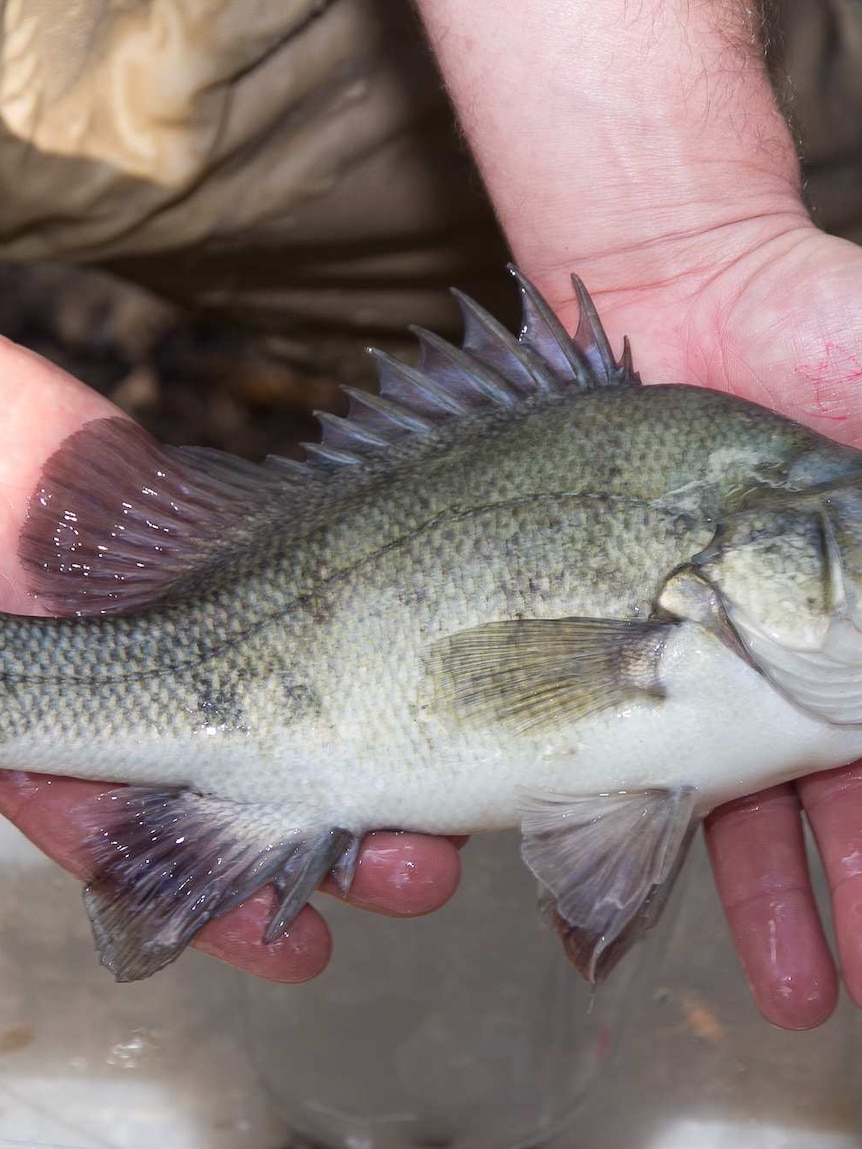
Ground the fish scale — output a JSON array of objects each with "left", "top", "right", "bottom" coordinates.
[{"left": 4, "top": 266, "right": 862, "bottom": 984}]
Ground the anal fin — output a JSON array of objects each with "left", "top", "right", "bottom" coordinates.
[
  {"left": 79, "top": 787, "right": 360, "bottom": 982},
  {"left": 518, "top": 786, "right": 698, "bottom": 982}
]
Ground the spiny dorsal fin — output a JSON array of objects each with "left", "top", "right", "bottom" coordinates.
[
  {"left": 310, "top": 266, "right": 640, "bottom": 469},
  {"left": 570, "top": 274, "right": 640, "bottom": 385}
]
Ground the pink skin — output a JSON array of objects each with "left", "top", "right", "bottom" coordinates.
[{"left": 0, "top": 341, "right": 460, "bottom": 980}]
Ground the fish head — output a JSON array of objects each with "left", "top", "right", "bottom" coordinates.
[
  {"left": 665, "top": 480, "right": 862, "bottom": 725},
  {"left": 695, "top": 505, "right": 837, "bottom": 650}
]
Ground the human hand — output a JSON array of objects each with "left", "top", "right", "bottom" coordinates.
[
  {"left": 0, "top": 335, "right": 461, "bottom": 981},
  {"left": 675, "top": 233, "right": 862, "bottom": 1030},
  {"left": 416, "top": 0, "right": 862, "bottom": 1026},
  {"left": 539, "top": 225, "right": 862, "bottom": 1030},
  {"left": 589, "top": 226, "right": 862, "bottom": 1030}
]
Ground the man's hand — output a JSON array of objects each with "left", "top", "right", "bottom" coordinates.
[
  {"left": 548, "top": 224, "right": 862, "bottom": 1030},
  {"left": 415, "top": 0, "right": 862, "bottom": 1027}
]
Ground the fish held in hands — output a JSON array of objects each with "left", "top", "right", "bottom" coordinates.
[{"left": 6, "top": 267, "right": 862, "bottom": 982}]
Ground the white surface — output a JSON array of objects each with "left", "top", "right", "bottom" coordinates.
[
  {"left": 0, "top": 818, "right": 858, "bottom": 1148},
  {"left": 647, "top": 1121, "right": 859, "bottom": 1149},
  {"left": 0, "top": 1141, "right": 86, "bottom": 1149},
  {"left": 0, "top": 820, "right": 288, "bottom": 1149}
]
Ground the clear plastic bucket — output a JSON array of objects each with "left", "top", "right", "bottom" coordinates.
[{"left": 243, "top": 830, "right": 645, "bottom": 1149}]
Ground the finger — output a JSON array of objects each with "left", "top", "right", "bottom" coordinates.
[
  {"left": 320, "top": 831, "right": 462, "bottom": 917},
  {"left": 193, "top": 895, "right": 332, "bottom": 983},
  {"left": 705, "top": 785, "right": 837, "bottom": 1030},
  {"left": 797, "top": 762, "right": 862, "bottom": 1009},
  {"left": 195, "top": 834, "right": 462, "bottom": 978},
  {"left": 0, "top": 772, "right": 104, "bottom": 876},
  {"left": 0, "top": 336, "right": 119, "bottom": 613}
]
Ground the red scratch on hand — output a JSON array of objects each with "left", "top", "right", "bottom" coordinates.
[{"left": 795, "top": 342, "right": 862, "bottom": 423}]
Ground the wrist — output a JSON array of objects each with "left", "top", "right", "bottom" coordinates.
[{"left": 417, "top": 0, "right": 807, "bottom": 306}]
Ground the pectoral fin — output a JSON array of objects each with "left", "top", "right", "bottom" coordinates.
[
  {"left": 79, "top": 787, "right": 360, "bottom": 981},
  {"left": 430, "top": 617, "right": 673, "bottom": 733},
  {"left": 518, "top": 786, "right": 698, "bottom": 982}
]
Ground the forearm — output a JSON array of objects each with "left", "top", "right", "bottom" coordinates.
[{"left": 415, "top": 0, "right": 807, "bottom": 301}]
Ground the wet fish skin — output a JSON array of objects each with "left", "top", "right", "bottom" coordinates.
[
  {"left": 3, "top": 267, "right": 862, "bottom": 982},
  {"left": 0, "top": 390, "right": 836, "bottom": 802}
]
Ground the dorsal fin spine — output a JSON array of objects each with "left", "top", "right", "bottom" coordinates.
[
  {"left": 302, "top": 443, "right": 362, "bottom": 468},
  {"left": 571, "top": 273, "right": 618, "bottom": 378},
  {"left": 316, "top": 411, "right": 389, "bottom": 454},
  {"left": 620, "top": 336, "right": 640, "bottom": 383},
  {"left": 341, "top": 386, "right": 434, "bottom": 435},
  {"left": 370, "top": 349, "right": 471, "bottom": 416},
  {"left": 451, "top": 288, "right": 554, "bottom": 395},
  {"left": 304, "top": 269, "right": 639, "bottom": 474},
  {"left": 410, "top": 325, "right": 520, "bottom": 410},
  {"left": 509, "top": 266, "right": 592, "bottom": 388}
]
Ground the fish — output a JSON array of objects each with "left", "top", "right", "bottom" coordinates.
[{"left": 5, "top": 265, "right": 862, "bottom": 984}]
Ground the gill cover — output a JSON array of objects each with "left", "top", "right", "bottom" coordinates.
[{"left": 691, "top": 486, "right": 862, "bottom": 725}]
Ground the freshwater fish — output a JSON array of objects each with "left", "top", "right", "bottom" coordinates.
[{"left": 6, "top": 267, "right": 862, "bottom": 983}]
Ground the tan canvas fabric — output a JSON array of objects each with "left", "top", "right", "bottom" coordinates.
[
  {"left": 0, "top": 0, "right": 506, "bottom": 371},
  {"left": 777, "top": 0, "right": 862, "bottom": 242}
]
